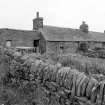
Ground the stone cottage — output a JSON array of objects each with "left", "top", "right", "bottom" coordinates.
[{"left": 0, "top": 12, "right": 105, "bottom": 55}]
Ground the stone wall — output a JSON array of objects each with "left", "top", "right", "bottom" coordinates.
[
  {"left": 1, "top": 48, "right": 105, "bottom": 105},
  {"left": 0, "top": 29, "right": 41, "bottom": 47},
  {"left": 46, "top": 41, "right": 58, "bottom": 55},
  {"left": 46, "top": 41, "right": 79, "bottom": 56},
  {"left": 88, "top": 41, "right": 103, "bottom": 49},
  {"left": 46, "top": 41, "right": 105, "bottom": 56}
]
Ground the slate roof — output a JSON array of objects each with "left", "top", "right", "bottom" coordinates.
[
  {"left": 0, "top": 26, "right": 105, "bottom": 42},
  {"left": 0, "top": 28, "right": 40, "bottom": 40},
  {"left": 40, "top": 25, "right": 105, "bottom": 42}
]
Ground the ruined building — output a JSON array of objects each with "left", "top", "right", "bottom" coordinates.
[{"left": 0, "top": 12, "right": 105, "bottom": 55}]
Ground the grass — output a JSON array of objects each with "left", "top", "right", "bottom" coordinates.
[{"left": 58, "top": 53, "right": 105, "bottom": 76}]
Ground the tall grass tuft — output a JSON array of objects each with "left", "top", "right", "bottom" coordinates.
[{"left": 59, "top": 54, "right": 105, "bottom": 76}]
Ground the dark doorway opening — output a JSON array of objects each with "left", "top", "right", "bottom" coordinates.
[
  {"left": 33, "top": 40, "right": 39, "bottom": 53},
  {"left": 33, "top": 40, "right": 39, "bottom": 47}
]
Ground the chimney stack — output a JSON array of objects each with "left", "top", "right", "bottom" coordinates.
[
  {"left": 104, "top": 30, "right": 105, "bottom": 33},
  {"left": 79, "top": 21, "right": 89, "bottom": 33},
  {"left": 33, "top": 12, "right": 43, "bottom": 30}
]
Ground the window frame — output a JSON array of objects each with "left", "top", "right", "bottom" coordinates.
[{"left": 6, "top": 40, "right": 12, "bottom": 47}]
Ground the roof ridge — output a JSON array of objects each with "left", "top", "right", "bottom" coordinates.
[
  {"left": 43, "top": 25, "right": 104, "bottom": 34},
  {"left": 43, "top": 25, "right": 76, "bottom": 30},
  {"left": 0, "top": 28, "right": 37, "bottom": 32}
]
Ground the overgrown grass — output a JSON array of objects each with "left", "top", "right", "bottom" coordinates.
[{"left": 58, "top": 53, "right": 105, "bottom": 76}]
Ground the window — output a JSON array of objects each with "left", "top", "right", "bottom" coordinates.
[
  {"left": 102, "top": 42, "right": 105, "bottom": 48},
  {"left": 60, "top": 45, "right": 64, "bottom": 50},
  {"left": 59, "top": 42, "right": 64, "bottom": 54},
  {"left": 6, "top": 40, "right": 12, "bottom": 47},
  {"left": 59, "top": 42, "right": 64, "bottom": 49}
]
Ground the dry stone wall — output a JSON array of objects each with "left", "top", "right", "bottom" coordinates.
[{"left": 1, "top": 48, "right": 105, "bottom": 105}]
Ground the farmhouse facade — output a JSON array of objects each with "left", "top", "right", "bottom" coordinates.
[{"left": 0, "top": 12, "right": 105, "bottom": 55}]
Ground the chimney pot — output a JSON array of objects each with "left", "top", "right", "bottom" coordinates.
[
  {"left": 36, "top": 12, "right": 39, "bottom": 18},
  {"left": 82, "top": 21, "right": 86, "bottom": 24}
]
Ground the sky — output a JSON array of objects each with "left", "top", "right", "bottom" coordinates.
[{"left": 0, "top": 0, "right": 105, "bottom": 32}]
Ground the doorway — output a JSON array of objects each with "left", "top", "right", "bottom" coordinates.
[
  {"left": 33, "top": 40, "right": 39, "bottom": 53},
  {"left": 33, "top": 40, "right": 39, "bottom": 47}
]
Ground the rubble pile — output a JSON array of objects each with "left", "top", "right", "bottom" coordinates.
[{"left": 0, "top": 48, "right": 105, "bottom": 105}]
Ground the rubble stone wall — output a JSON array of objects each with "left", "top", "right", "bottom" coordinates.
[{"left": 0, "top": 48, "right": 105, "bottom": 105}]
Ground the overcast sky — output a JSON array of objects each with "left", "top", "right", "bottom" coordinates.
[{"left": 0, "top": 0, "right": 105, "bottom": 32}]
